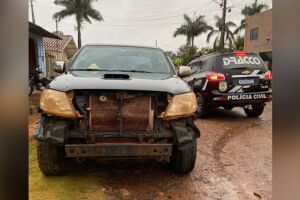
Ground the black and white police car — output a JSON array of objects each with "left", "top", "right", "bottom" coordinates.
[{"left": 183, "top": 51, "right": 272, "bottom": 118}]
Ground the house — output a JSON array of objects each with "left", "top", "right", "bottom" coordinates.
[
  {"left": 244, "top": 9, "right": 272, "bottom": 70},
  {"left": 29, "top": 22, "right": 61, "bottom": 75},
  {"left": 43, "top": 32, "right": 78, "bottom": 77}
]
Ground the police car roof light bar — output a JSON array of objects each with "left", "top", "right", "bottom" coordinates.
[{"left": 234, "top": 51, "right": 246, "bottom": 57}]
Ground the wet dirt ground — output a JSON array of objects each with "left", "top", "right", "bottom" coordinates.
[{"left": 29, "top": 93, "right": 272, "bottom": 200}]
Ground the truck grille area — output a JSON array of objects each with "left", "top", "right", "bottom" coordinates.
[{"left": 88, "top": 93, "right": 153, "bottom": 132}]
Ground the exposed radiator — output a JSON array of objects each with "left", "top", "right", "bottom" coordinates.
[{"left": 88, "top": 92, "right": 154, "bottom": 132}]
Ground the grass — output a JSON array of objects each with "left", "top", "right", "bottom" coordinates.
[{"left": 29, "top": 142, "right": 107, "bottom": 200}]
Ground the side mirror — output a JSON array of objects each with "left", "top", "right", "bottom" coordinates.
[
  {"left": 178, "top": 66, "right": 192, "bottom": 77},
  {"left": 52, "top": 61, "right": 65, "bottom": 73}
]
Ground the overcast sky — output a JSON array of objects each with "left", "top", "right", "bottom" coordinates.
[{"left": 30, "top": 0, "right": 272, "bottom": 51}]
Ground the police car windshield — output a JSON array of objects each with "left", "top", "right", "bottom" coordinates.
[{"left": 219, "top": 54, "right": 267, "bottom": 70}]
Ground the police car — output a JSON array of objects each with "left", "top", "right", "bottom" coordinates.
[{"left": 184, "top": 51, "right": 272, "bottom": 118}]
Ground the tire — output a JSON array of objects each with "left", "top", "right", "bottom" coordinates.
[
  {"left": 244, "top": 104, "right": 264, "bottom": 117},
  {"left": 37, "top": 141, "right": 67, "bottom": 176},
  {"left": 28, "top": 85, "right": 33, "bottom": 96},
  {"left": 196, "top": 93, "right": 209, "bottom": 119},
  {"left": 170, "top": 140, "right": 197, "bottom": 174}
]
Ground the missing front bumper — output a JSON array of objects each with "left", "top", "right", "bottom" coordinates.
[{"left": 65, "top": 143, "right": 172, "bottom": 157}]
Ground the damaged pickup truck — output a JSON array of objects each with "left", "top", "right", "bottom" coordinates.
[{"left": 34, "top": 44, "right": 200, "bottom": 175}]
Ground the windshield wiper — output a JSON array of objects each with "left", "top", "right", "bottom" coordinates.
[
  {"left": 69, "top": 69, "right": 113, "bottom": 71},
  {"left": 69, "top": 69, "right": 155, "bottom": 73},
  {"left": 116, "top": 70, "right": 153, "bottom": 73}
]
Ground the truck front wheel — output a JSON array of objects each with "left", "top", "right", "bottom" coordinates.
[
  {"left": 170, "top": 140, "right": 197, "bottom": 174},
  {"left": 37, "top": 141, "right": 67, "bottom": 176}
]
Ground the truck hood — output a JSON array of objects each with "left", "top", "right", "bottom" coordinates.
[{"left": 49, "top": 73, "right": 191, "bottom": 94}]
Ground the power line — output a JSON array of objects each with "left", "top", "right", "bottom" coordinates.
[
  {"left": 38, "top": 0, "right": 271, "bottom": 30},
  {"left": 212, "top": 0, "right": 223, "bottom": 6},
  {"left": 103, "top": 3, "right": 218, "bottom": 21},
  {"left": 104, "top": 6, "right": 222, "bottom": 23}
]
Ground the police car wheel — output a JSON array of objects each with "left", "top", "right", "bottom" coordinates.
[
  {"left": 244, "top": 104, "right": 264, "bottom": 117},
  {"left": 196, "top": 93, "right": 208, "bottom": 119}
]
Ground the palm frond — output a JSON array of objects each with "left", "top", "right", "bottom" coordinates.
[
  {"left": 234, "top": 23, "right": 245, "bottom": 34},
  {"left": 53, "top": 0, "right": 69, "bottom": 6},
  {"left": 86, "top": 9, "right": 103, "bottom": 21},
  {"left": 183, "top": 14, "right": 192, "bottom": 25},
  {"left": 226, "top": 21, "right": 237, "bottom": 28},
  {"left": 213, "top": 35, "right": 220, "bottom": 51},
  {"left": 206, "top": 30, "right": 218, "bottom": 43},
  {"left": 83, "top": 15, "right": 91, "bottom": 23},
  {"left": 174, "top": 26, "right": 188, "bottom": 37},
  {"left": 53, "top": 9, "right": 74, "bottom": 21}
]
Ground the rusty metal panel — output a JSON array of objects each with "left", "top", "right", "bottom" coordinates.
[
  {"left": 89, "top": 93, "right": 152, "bottom": 132},
  {"left": 65, "top": 143, "right": 172, "bottom": 157},
  {"left": 122, "top": 96, "right": 150, "bottom": 131},
  {"left": 89, "top": 95, "right": 119, "bottom": 132}
]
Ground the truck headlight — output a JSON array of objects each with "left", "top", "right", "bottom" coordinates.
[
  {"left": 159, "top": 92, "right": 197, "bottom": 120},
  {"left": 40, "top": 89, "right": 80, "bottom": 118}
]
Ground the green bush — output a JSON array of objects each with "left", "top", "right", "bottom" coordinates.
[{"left": 176, "top": 44, "right": 198, "bottom": 65}]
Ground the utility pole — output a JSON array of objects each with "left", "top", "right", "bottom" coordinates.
[
  {"left": 29, "top": 0, "right": 36, "bottom": 24},
  {"left": 220, "top": 0, "right": 227, "bottom": 53},
  {"left": 55, "top": 18, "right": 59, "bottom": 33}
]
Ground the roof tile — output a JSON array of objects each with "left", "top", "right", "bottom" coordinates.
[{"left": 43, "top": 33, "right": 75, "bottom": 52}]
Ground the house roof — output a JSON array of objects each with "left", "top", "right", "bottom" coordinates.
[
  {"left": 43, "top": 32, "right": 77, "bottom": 52},
  {"left": 43, "top": 32, "right": 78, "bottom": 57},
  {"left": 29, "top": 22, "right": 61, "bottom": 39}
]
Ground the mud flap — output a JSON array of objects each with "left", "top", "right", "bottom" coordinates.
[{"left": 34, "top": 116, "right": 69, "bottom": 146}]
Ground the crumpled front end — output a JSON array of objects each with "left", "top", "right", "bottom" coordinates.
[{"left": 34, "top": 90, "right": 200, "bottom": 159}]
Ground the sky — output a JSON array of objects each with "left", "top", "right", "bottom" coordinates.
[{"left": 29, "top": 0, "right": 272, "bottom": 51}]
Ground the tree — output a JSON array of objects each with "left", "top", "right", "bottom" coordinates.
[
  {"left": 233, "top": 35, "right": 244, "bottom": 50},
  {"left": 176, "top": 44, "right": 198, "bottom": 65},
  {"left": 165, "top": 51, "right": 177, "bottom": 60},
  {"left": 201, "top": 46, "right": 216, "bottom": 54},
  {"left": 235, "top": 0, "right": 269, "bottom": 34},
  {"left": 53, "top": 0, "right": 103, "bottom": 48},
  {"left": 207, "top": 15, "right": 236, "bottom": 51},
  {"left": 174, "top": 14, "right": 211, "bottom": 48}
]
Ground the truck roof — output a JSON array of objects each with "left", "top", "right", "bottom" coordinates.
[{"left": 83, "top": 43, "right": 162, "bottom": 50}]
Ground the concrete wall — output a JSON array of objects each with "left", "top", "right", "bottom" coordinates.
[{"left": 244, "top": 9, "right": 272, "bottom": 53}]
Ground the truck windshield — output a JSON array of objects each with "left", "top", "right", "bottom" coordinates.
[{"left": 69, "top": 46, "right": 174, "bottom": 74}]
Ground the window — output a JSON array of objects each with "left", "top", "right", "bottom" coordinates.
[
  {"left": 198, "top": 61, "right": 204, "bottom": 71},
  {"left": 201, "top": 58, "right": 215, "bottom": 71},
  {"left": 190, "top": 62, "right": 199, "bottom": 74},
  {"left": 250, "top": 28, "right": 259, "bottom": 40}
]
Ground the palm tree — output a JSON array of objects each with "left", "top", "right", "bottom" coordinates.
[
  {"left": 53, "top": 0, "right": 103, "bottom": 48},
  {"left": 233, "top": 35, "right": 244, "bottom": 51},
  {"left": 174, "top": 14, "right": 211, "bottom": 48},
  {"left": 235, "top": 0, "right": 269, "bottom": 34},
  {"left": 206, "top": 15, "right": 236, "bottom": 51}
]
